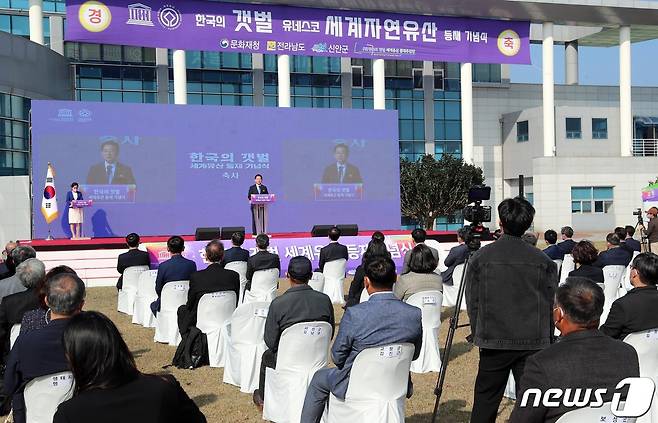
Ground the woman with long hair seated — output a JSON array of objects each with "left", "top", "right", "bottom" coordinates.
[
  {"left": 394, "top": 244, "right": 443, "bottom": 302},
  {"left": 53, "top": 311, "right": 206, "bottom": 423}
]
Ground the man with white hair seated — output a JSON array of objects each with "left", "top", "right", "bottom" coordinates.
[
  {"left": 3, "top": 272, "right": 85, "bottom": 423},
  {"left": 0, "top": 258, "right": 45, "bottom": 361},
  {"left": 0, "top": 246, "right": 36, "bottom": 302}
]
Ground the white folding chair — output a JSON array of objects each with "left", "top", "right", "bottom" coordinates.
[
  {"left": 553, "top": 259, "right": 563, "bottom": 276},
  {"left": 327, "top": 343, "right": 414, "bottom": 423},
  {"left": 323, "top": 259, "right": 347, "bottom": 305},
  {"left": 222, "top": 301, "right": 270, "bottom": 393},
  {"left": 556, "top": 402, "right": 636, "bottom": 423},
  {"left": 225, "top": 261, "right": 248, "bottom": 303},
  {"left": 9, "top": 323, "right": 21, "bottom": 350},
  {"left": 153, "top": 280, "right": 189, "bottom": 346},
  {"left": 308, "top": 272, "right": 325, "bottom": 293},
  {"left": 359, "top": 287, "right": 370, "bottom": 303},
  {"left": 117, "top": 265, "right": 149, "bottom": 315},
  {"left": 406, "top": 291, "right": 443, "bottom": 373},
  {"left": 263, "top": 321, "right": 332, "bottom": 423},
  {"left": 442, "top": 263, "right": 467, "bottom": 310},
  {"left": 503, "top": 371, "right": 516, "bottom": 400},
  {"left": 600, "top": 265, "right": 626, "bottom": 325},
  {"left": 620, "top": 251, "right": 641, "bottom": 296},
  {"left": 132, "top": 269, "right": 158, "bottom": 327},
  {"left": 196, "top": 291, "right": 237, "bottom": 368},
  {"left": 559, "top": 254, "right": 575, "bottom": 286},
  {"left": 243, "top": 268, "right": 279, "bottom": 304},
  {"left": 624, "top": 328, "right": 658, "bottom": 423},
  {"left": 23, "top": 371, "right": 74, "bottom": 423}
]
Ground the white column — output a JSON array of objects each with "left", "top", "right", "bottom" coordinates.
[
  {"left": 460, "top": 63, "right": 474, "bottom": 164},
  {"left": 620, "top": 26, "right": 632, "bottom": 157},
  {"left": 373, "top": 58, "right": 385, "bottom": 110},
  {"left": 565, "top": 41, "right": 579, "bottom": 86},
  {"left": 28, "top": 0, "right": 44, "bottom": 45},
  {"left": 172, "top": 49, "right": 187, "bottom": 105},
  {"left": 277, "top": 54, "right": 291, "bottom": 107},
  {"left": 542, "top": 22, "right": 555, "bottom": 157}
]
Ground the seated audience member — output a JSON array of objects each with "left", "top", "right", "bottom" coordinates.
[
  {"left": 371, "top": 231, "right": 385, "bottom": 242},
  {"left": 344, "top": 239, "right": 391, "bottom": 308},
  {"left": 601, "top": 253, "right": 658, "bottom": 339},
  {"left": 0, "top": 241, "right": 19, "bottom": 280},
  {"left": 401, "top": 228, "right": 439, "bottom": 275},
  {"left": 0, "top": 246, "right": 36, "bottom": 302},
  {"left": 177, "top": 241, "right": 240, "bottom": 336},
  {"left": 594, "top": 233, "right": 633, "bottom": 268},
  {"left": 116, "top": 232, "right": 150, "bottom": 291},
  {"left": 623, "top": 225, "right": 642, "bottom": 253},
  {"left": 318, "top": 227, "right": 349, "bottom": 272},
  {"left": 245, "top": 234, "right": 280, "bottom": 292},
  {"left": 0, "top": 259, "right": 44, "bottom": 360},
  {"left": 509, "top": 277, "right": 639, "bottom": 423},
  {"left": 53, "top": 311, "right": 206, "bottom": 423},
  {"left": 395, "top": 244, "right": 442, "bottom": 302},
  {"left": 150, "top": 236, "right": 197, "bottom": 316},
  {"left": 492, "top": 228, "right": 503, "bottom": 240},
  {"left": 253, "top": 256, "right": 335, "bottom": 407},
  {"left": 20, "top": 266, "right": 76, "bottom": 335},
  {"left": 521, "top": 232, "right": 538, "bottom": 247},
  {"left": 4, "top": 273, "right": 85, "bottom": 423},
  {"left": 568, "top": 240, "right": 604, "bottom": 283},
  {"left": 557, "top": 226, "right": 576, "bottom": 255},
  {"left": 542, "top": 229, "right": 563, "bottom": 260},
  {"left": 300, "top": 257, "right": 422, "bottom": 423},
  {"left": 441, "top": 227, "right": 471, "bottom": 286},
  {"left": 221, "top": 232, "right": 250, "bottom": 266}
]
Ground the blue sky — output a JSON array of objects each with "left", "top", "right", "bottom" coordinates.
[{"left": 510, "top": 39, "right": 658, "bottom": 86}]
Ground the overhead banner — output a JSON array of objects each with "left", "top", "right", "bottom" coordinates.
[{"left": 65, "top": 0, "right": 531, "bottom": 64}]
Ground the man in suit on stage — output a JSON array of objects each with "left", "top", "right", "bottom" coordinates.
[
  {"left": 300, "top": 257, "right": 422, "bottom": 423},
  {"left": 318, "top": 227, "right": 349, "bottom": 272},
  {"left": 594, "top": 233, "right": 633, "bottom": 267},
  {"left": 177, "top": 240, "right": 240, "bottom": 336},
  {"left": 86, "top": 140, "right": 136, "bottom": 185},
  {"left": 442, "top": 227, "right": 471, "bottom": 285},
  {"left": 248, "top": 174, "right": 269, "bottom": 235},
  {"left": 116, "top": 233, "right": 150, "bottom": 291},
  {"left": 253, "top": 256, "right": 335, "bottom": 407},
  {"left": 150, "top": 236, "right": 197, "bottom": 316},
  {"left": 321, "top": 143, "right": 362, "bottom": 184},
  {"left": 401, "top": 228, "right": 439, "bottom": 275},
  {"left": 222, "top": 232, "right": 250, "bottom": 266},
  {"left": 245, "top": 234, "right": 280, "bottom": 292}
]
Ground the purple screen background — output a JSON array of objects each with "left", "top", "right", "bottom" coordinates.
[{"left": 31, "top": 101, "right": 401, "bottom": 238}]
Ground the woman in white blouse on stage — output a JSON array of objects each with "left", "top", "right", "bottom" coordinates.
[{"left": 66, "top": 182, "right": 84, "bottom": 239}]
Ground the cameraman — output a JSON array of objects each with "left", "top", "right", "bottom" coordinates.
[
  {"left": 466, "top": 197, "right": 558, "bottom": 423},
  {"left": 643, "top": 207, "right": 658, "bottom": 252}
]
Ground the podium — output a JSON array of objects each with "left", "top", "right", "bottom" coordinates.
[
  {"left": 250, "top": 194, "right": 275, "bottom": 235},
  {"left": 71, "top": 199, "right": 94, "bottom": 239}
]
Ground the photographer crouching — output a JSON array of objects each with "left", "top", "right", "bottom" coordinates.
[{"left": 465, "top": 197, "right": 559, "bottom": 423}]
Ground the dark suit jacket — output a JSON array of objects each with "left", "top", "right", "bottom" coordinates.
[
  {"left": 178, "top": 263, "right": 240, "bottom": 333},
  {"left": 594, "top": 247, "right": 633, "bottom": 268},
  {"left": 568, "top": 264, "right": 604, "bottom": 283},
  {"left": 0, "top": 263, "right": 11, "bottom": 281},
  {"left": 441, "top": 243, "right": 469, "bottom": 285},
  {"left": 509, "top": 330, "right": 640, "bottom": 423},
  {"left": 264, "top": 284, "right": 335, "bottom": 353},
  {"left": 245, "top": 250, "right": 280, "bottom": 291},
  {"left": 247, "top": 184, "right": 268, "bottom": 199},
  {"left": 222, "top": 246, "right": 250, "bottom": 265},
  {"left": 4, "top": 318, "right": 70, "bottom": 423},
  {"left": 623, "top": 238, "right": 642, "bottom": 253},
  {"left": 319, "top": 242, "right": 349, "bottom": 272},
  {"left": 53, "top": 374, "right": 206, "bottom": 423},
  {"left": 65, "top": 190, "right": 83, "bottom": 209},
  {"left": 321, "top": 163, "right": 362, "bottom": 184},
  {"left": 557, "top": 239, "right": 576, "bottom": 255},
  {"left": 0, "top": 288, "right": 39, "bottom": 360},
  {"left": 543, "top": 244, "right": 563, "bottom": 260},
  {"left": 86, "top": 162, "right": 135, "bottom": 185},
  {"left": 151, "top": 255, "right": 197, "bottom": 313},
  {"left": 328, "top": 292, "right": 422, "bottom": 400},
  {"left": 647, "top": 218, "right": 658, "bottom": 243},
  {"left": 600, "top": 286, "right": 658, "bottom": 339},
  {"left": 116, "top": 248, "right": 151, "bottom": 290}
]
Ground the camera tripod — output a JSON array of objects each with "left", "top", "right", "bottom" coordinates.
[{"left": 634, "top": 216, "right": 651, "bottom": 253}]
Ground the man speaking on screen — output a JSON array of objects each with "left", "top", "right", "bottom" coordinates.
[
  {"left": 321, "top": 143, "right": 362, "bottom": 184},
  {"left": 86, "top": 140, "right": 136, "bottom": 185}
]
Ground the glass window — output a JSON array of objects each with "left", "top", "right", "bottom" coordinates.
[
  {"left": 517, "top": 120, "right": 529, "bottom": 142},
  {"left": 352, "top": 66, "right": 363, "bottom": 88},
  {"left": 80, "top": 44, "right": 101, "bottom": 61},
  {"left": 102, "top": 45, "right": 122, "bottom": 62},
  {"left": 566, "top": 117, "right": 582, "bottom": 139},
  {"left": 444, "top": 101, "right": 460, "bottom": 120},
  {"left": 571, "top": 186, "right": 613, "bottom": 214},
  {"left": 0, "top": 15, "right": 10, "bottom": 34},
  {"left": 10, "top": 15, "right": 29, "bottom": 36},
  {"left": 412, "top": 69, "right": 423, "bottom": 90},
  {"left": 592, "top": 118, "right": 608, "bottom": 139}
]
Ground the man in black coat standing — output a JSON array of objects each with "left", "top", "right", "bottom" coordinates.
[
  {"left": 318, "top": 227, "right": 349, "bottom": 272},
  {"left": 248, "top": 174, "right": 269, "bottom": 235},
  {"left": 177, "top": 240, "right": 240, "bottom": 335},
  {"left": 116, "top": 233, "right": 150, "bottom": 291}
]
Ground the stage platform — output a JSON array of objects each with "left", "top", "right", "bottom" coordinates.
[{"left": 21, "top": 230, "right": 457, "bottom": 288}]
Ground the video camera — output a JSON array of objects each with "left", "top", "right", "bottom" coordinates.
[
  {"left": 462, "top": 186, "right": 492, "bottom": 239},
  {"left": 633, "top": 208, "right": 644, "bottom": 226}
]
